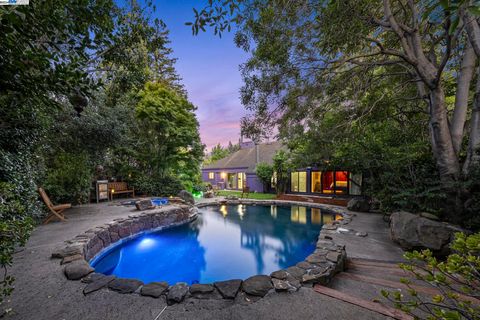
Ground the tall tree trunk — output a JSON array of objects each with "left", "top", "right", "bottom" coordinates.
[
  {"left": 462, "top": 9, "right": 480, "bottom": 57},
  {"left": 451, "top": 44, "right": 477, "bottom": 155},
  {"left": 463, "top": 66, "right": 480, "bottom": 174},
  {"left": 429, "top": 86, "right": 461, "bottom": 181}
]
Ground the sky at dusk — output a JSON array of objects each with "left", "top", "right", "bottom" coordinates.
[{"left": 155, "top": 1, "right": 249, "bottom": 151}]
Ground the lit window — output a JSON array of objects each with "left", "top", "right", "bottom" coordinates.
[
  {"left": 290, "top": 171, "right": 307, "bottom": 192},
  {"left": 311, "top": 171, "right": 321, "bottom": 193},
  {"left": 208, "top": 172, "right": 214, "bottom": 179}
]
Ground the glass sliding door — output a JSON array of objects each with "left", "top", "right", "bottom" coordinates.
[
  {"left": 335, "top": 171, "right": 349, "bottom": 194},
  {"left": 227, "top": 173, "right": 237, "bottom": 189},
  {"left": 322, "top": 171, "right": 335, "bottom": 194},
  {"left": 290, "top": 171, "right": 307, "bottom": 192},
  {"left": 237, "top": 173, "right": 245, "bottom": 190},
  {"left": 311, "top": 171, "right": 322, "bottom": 193}
]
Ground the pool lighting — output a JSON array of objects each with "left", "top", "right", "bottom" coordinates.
[
  {"left": 138, "top": 237, "right": 155, "bottom": 250},
  {"left": 192, "top": 191, "right": 203, "bottom": 198}
]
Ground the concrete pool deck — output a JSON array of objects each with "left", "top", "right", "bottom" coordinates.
[{"left": 2, "top": 198, "right": 405, "bottom": 320}]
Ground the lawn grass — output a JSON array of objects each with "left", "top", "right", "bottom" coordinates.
[{"left": 217, "top": 190, "right": 277, "bottom": 200}]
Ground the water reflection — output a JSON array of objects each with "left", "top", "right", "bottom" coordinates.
[{"left": 92, "top": 204, "right": 338, "bottom": 284}]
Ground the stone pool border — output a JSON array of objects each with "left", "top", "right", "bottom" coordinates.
[{"left": 51, "top": 199, "right": 354, "bottom": 304}]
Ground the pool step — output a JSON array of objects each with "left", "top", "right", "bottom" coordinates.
[
  {"left": 314, "top": 258, "right": 416, "bottom": 319},
  {"left": 313, "top": 284, "right": 413, "bottom": 320}
]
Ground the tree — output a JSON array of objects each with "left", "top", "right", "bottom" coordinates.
[
  {"left": 190, "top": 0, "right": 480, "bottom": 223},
  {"left": 255, "top": 162, "right": 274, "bottom": 192},
  {"left": 135, "top": 81, "right": 204, "bottom": 187},
  {"left": 204, "top": 141, "right": 240, "bottom": 165},
  {"left": 272, "top": 150, "right": 291, "bottom": 194}
]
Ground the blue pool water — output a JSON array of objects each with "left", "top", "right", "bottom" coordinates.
[{"left": 91, "top": 204, "right": 338, "bottom": 284}]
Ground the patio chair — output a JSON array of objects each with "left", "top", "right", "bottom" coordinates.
[
  {"left": 241, "top": 186, "right": 250, "bottom": 198},
  {"left": 38, "top": 187, "right": 71, "bottom": 224},
  {"left": 212, "top": 185, "right": 220, "bottom": 197}
]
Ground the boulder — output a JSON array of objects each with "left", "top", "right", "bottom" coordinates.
[
  {"left": 347, "top": 198, "right": 371, "bottom": 212},
  {"left": 178, "top": 190, "right": 194, "bottom": 205},
  {"left": 64, "top": 260, "right": 94, "bottom": 280},
  {"left": 108, "top": 278, "right": 143, "bottom": 294},
  {"left": 242, "top": 275, "right": 273, "bottom": 297},
  {"left": 214, "top": 279, "right": 242, "bottom": 299},
  {"left": 140, "top": 282, "right": 169, "bottom": 298},
  {"left": 135, "top": 199, "right": 153, "bottom": 211},
  {"left": 167, "top": 282, "right": 189, "bottom": 304},
  {"left": 390, "top": 211, "right": 464, "bottom": 255}
]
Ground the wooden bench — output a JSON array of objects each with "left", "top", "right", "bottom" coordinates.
[{"left": 108, "top": 182, "right": 135, "bottom": 201}]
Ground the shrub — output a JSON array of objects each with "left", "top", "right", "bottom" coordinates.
[
  {"left": 130, "top": 174, "right": 184, "bottom": 196},
  {"left": 43, "top": 152, "right": 93, "bottom": 204},
  {"left": 255, "top": 162, "right": 274, "bottom": 192},
  {"left": 0, "top": 182, "right": 34, "bottom": 303},
  {"left": 382, "top": 232, "right": 480, "bottom": 319}
]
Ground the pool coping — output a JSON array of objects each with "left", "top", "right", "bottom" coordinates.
[{"left": 51, "top": 199, "right": 354, "bottom": 304}]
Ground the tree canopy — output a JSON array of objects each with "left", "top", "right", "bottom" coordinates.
[{"left": 191, "top": 0, "right": 480, "bottom": 224}]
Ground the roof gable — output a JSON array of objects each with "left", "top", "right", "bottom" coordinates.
[{"left": 202, "top": 141, "right": 284, "bottom": 173}]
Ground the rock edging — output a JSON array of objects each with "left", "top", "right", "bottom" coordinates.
[{"left": 52, "top": 200, "right": 352, "bottom": 304}]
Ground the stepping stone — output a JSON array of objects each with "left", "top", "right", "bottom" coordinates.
[
  {"left": 214, "top": 279, "right": 242, "bottom": 299},
  {"left": 167, "top": 282, "right": 189, "bottom": 304},
  {"left": 140, "top": 282, "right": 169, "bottom": 298},
  {"left": 108, "top": 278, "right": 143, "bottom": 294},
  {"left": 83, "top": 275, "right": 115, "bottom": 295},
  {"left": 242, "top": 275, "right": 273, "bottom": 297},
  {"left": 64, "top": 260, "right": 94, "bottom": 280}
]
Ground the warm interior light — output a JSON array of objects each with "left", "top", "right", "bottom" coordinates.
[{"left": 221, "top": 172, "right": 227, "bottom": 179}]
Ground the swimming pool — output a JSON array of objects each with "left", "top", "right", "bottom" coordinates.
[{"left": 91, "top": 204, "right": 338, "bottom": 284}]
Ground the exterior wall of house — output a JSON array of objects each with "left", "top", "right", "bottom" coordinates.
[
  {"left": 202, "top": 168, "right": 264, "bottom": 192},
  {"left": 246, "top": 173, "right": 264, "bottom": 193}
]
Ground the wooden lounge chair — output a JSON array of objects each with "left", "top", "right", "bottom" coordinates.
[{"left": 39, "top": 187, "right": 71, "bottom": 224}]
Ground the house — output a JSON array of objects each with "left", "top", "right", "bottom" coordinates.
[
  {"left": 202, "top": 141, "right": 283, "bottom": 193},
  {"left": 202, "top": 140, "right": 363, "bottom": 197}
]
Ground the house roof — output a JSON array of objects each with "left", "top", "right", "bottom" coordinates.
[{"left": 202, "top": 141, "right": 284, "bottom": 173}]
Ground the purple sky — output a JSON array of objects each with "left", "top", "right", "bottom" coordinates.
[{"left": 156, "top": 1, "right": 249, "bottom": 151}]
